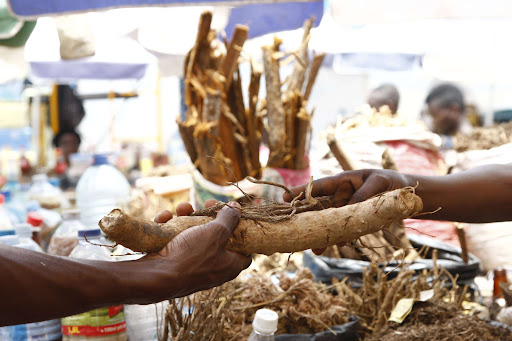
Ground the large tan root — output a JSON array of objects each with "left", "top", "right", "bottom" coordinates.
[{"left": 99, "top": 188, "right": 422, "bottom": 255}]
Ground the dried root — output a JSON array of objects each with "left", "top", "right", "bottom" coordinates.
[{"left": 100, "top": 187, "right": 423, "bottom": 255}]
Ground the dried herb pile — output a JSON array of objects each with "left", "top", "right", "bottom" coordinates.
[
  {"left": 453, "top": 122, "right": 512, "bottom": 152},
  {"left": 161, "top": 269, "right": 350, "bottom": 340}
]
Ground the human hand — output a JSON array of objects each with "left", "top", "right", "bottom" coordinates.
[
  {"left": 283, "top": 169, "right": 410, "bottom": 255},
  {"left": 149, "top": 200, "right": 251, "bottom": 298}
]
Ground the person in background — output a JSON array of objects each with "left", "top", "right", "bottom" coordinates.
[
  {"left": 424, "top": 83, "right": 473, "bottom": 136},
  {"left": 52, "top": 129, "right": 81, "bottom": 167},
  {"left": 367, "top": 83, "right": 400, "bottom": 115}
]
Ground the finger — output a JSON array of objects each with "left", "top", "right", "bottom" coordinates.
[
  {"left": 228, "top": 251, "right": 252, "bottom": 270},
  {"left": 228, "top": 201, "right": 242, "bottom": 214},
  {"left": 176, "top": 202, "right": 194, "bottom": 216},
  {"left": 154, "top": 210, "right": 173, "bottom": 223},
  {"left": 348, "top": 174, "right": 389, "bottom": 205},
  {"left": 312, "top": 248, "right": 326, "bottom": 255},
  {"left": 204, "top": 199, "right": 219, "bottom": 208},
  {"left": 207, "top": 205, "right": 241, "bottom": 242},
  {"left": 284, "top": 173, "right": 357, "bottom": 202}
]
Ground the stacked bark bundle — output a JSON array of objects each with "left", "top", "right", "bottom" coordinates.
[
  {"left": 178, "top": 11, "right": 261, "bottom": 185},
  {"left": 178, "top": 11, "right": 324, "bottom": 185},
  {"left": 262, "top": 18, "right": 325, "bottom": 169}
]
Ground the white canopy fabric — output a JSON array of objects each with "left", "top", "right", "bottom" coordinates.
[
  {"left": 24, "top": 17, "right": 156, "bottom": 82},
  {"left": 330, "top": 0, "right": 512, "bottom": 25}
]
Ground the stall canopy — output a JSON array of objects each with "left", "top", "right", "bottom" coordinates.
[
  {"left": 6, "top": 0, "right": 322, "bottom": 22},
  {"left": 24, "top": 17, "right": 156, "bottom": 82}
]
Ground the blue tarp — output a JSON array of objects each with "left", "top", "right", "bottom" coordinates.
[
  {"left": 224, "top": 1, "right": 322, "bottom": 39},
  {"left": 7, "top": 0, "right": 321, "bottom": 19}
]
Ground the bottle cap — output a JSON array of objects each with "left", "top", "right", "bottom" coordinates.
[
  {"left": 48, "top": 177, "right": 60, "bottom": 188},
  {"left": 77, "top": 229, "right": 102, "bottom": 238},
  {"left": 0, "top": 194, "right": 5, "bottom": 204},
  {"left": 0, "top": 229, "right": 15, "bottom": 237},
  {"left": 27, "top": 212, "right": 44, "bottom": 227},
  {"left": 0, "top": 191, "right": 10, "bottom": 202},
  {"left": 252, "top": 308, "right": 278, "bottom": 334},
  {"left": 93, "top": 154, "right": 110, "bottom": 166}
]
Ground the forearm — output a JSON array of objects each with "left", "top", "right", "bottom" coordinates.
[
  {"left": 0, "top": 246, "right": 178, "bottom": 326},
  {"left": 404, "top": 164, "right": 512, "bottom": 223}
]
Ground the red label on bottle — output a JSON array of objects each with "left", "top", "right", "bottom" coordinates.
[
  {"left": 62, "top": 321, "right": 126, "bottom": 336},
  {"left": 109, "top": 305, "right": 123, "bottom": 317},
  {"left": 61, "top": 306, "right": 126, "bottom": 336}
]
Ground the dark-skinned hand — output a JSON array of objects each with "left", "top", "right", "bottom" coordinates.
[
  {"left": 283, "top": 169, "right": 409, "bottom": 255},
  {"left": 147, "top": 200, "right": 252, "bottom": 298}
]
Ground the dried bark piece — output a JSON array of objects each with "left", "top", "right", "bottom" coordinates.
[{"left": 262, "top": 41, "right": 288, "bottom": 167}]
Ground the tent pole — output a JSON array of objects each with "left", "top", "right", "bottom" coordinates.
[{"left": 156, "top": 71, "right": 164, "bottom": 153}]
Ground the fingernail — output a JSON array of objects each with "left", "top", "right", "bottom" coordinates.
[
  {"left": 227, "top": 201, "right": 242, "bottom": 215},
  {"left": 228, "top": 201, "right": 241, "bottom": 209}
]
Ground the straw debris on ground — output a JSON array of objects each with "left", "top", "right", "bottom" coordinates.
[{"left": 366, "top": 299, "right": 512, "bottom": 341}]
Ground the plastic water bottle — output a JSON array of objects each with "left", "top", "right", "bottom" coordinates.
[
  {"left": 115, "top": 249, "right": 168, "bottom": 341},
  {"left": 124, "top": 302, "right": 168, "bottom": 341},
  {"left": 76, "top": 155, "right": 130, "bottom": 230},
  {"left": 0, "top": 194, "right": 14, "bottom": 230},
  {"left": 47, "top": 209, "right": 83, "bottom": 257},
  {"left": 61, "top": 229, "right": 127, "bottom": 340},
  {"left": 0, "top": 233, "right": 62, "bottom": 340},
  {"left": 15, "top": 223, "right": 43, "bottom": 252},
  {"left": 248, "top": 309, "right": 278, "bottom": 341},
  {"left": 28, "top": 174, "right": 63, "bottom": 210}
]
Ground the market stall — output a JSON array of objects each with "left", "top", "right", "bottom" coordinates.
[{"left": 2, "top": 2, "right": 512, "bottom": 341}]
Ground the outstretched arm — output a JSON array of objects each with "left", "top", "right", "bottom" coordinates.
[
  {"left": 285, "top": 164, "right": 512, "bottom": 223},
  {"left": 0, "top": 202, "right": 251, "bottom": 326}
]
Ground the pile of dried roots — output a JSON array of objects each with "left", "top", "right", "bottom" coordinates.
[
  {"left": 333, "top": 249, "right": 471, "bottom": 338},
  {"left": 453, "top": 123, "right": 512, "bottom": 152},
  {"left": 366, "top": 299, "right": 512, "bottom": 341},
  {"left": 161, "top": 269, "right": 350, "bottom": 340}
]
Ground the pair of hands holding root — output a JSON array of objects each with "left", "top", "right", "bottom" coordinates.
[
  {"left": 151, "top": 169, "right": 409, "bottom": 296},
  {"left": 149, "top": 163, "right": 512, "bottom": 297}
]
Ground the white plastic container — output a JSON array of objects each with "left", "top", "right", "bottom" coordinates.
[
  {"left": 248, "top": 308, "right": 278, "bottom": 341},
  {"left": 61, "top": 229, "right": 127, "bottom": 340},
  {"left": 124, "top": 302, "right": 168, "bottom": 341},
  {"left": 0, "top": 194, "right": 14, "bottom": 230},
  {"left": 28, "top": 174, "right": 63, "bottom": 210},
  {"left": 15, "top": 223, "right": 44, "bottom": 252},
  {"left": 115, "top": 250, "right": 168, "bottom": 341},
  {"left": 47, "top": 210, "right": 83, "bottom": 256},
  {"left": 0, "top": 233, "right": 62, "bottom": 340},
  {"left": 76, "top": 155, "right": 130, "bottom": 230}
]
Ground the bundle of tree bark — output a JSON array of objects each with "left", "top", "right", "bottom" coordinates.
[
  {"left": 262, "top": 17, "right": 325, "bottom": 170},
  {"left": 178, "top": 11, "right": 262, "bottom": 185},
  {"left": 178, "top": 12, "right": 325, "bottom": 185}
]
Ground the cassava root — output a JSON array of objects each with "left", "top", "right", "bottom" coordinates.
[{"left": 99, "top": 188, "right": 422, "bottom": 255}]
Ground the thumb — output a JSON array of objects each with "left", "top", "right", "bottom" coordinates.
[{"left": 208, "top": 203, "right": 241, "bottom": 243}]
